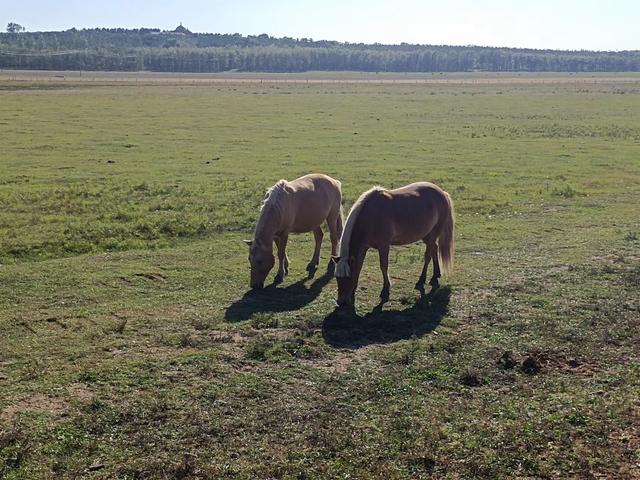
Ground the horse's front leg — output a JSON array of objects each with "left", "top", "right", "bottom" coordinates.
[
  {"left": 307, "top": 227, "right": 323, "bottom": 275},
  {"left": 378, "top": 245, "right": 391, "bottom": 304},
  {"left": 274, "top": 234, "right": 289, "bottom": 284}
]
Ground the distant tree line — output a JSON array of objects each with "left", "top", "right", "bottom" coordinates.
[{"left": 1, "top": 27, "right": 639, "bottom": 72}]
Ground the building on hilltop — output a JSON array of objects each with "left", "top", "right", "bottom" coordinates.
[{"left": 172, "top": 23, "right": 191, "bottom": 35}]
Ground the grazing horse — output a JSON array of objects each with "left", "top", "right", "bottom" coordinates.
[
  {"left": 246, "top": 174, "right": 343, "bottom": 289},
  {"left": 334, "top": 182, "right": 454, "bottom": 308}
]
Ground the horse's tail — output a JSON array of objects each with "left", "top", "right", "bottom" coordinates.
[
  {"left": 329, "top": 180, "right": 344, "bottom": 255},
  {"left": 337, "top": 203, "right": 345, "bottom": 238},
  {"left": 438, "top": 192, "right": 455, "bottom": 275}
]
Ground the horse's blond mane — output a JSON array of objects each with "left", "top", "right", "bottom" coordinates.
[
  {"left": 262, "top": 179, "right": 288, "bottom": 211},
  {"left": 254, "top": 179, "right": 288, "bottom": 239},
  {"left": 335, "top": 186, "right": 385, "bottom": 278}
]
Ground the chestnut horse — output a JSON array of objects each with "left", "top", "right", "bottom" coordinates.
[
  {"left": 334, "top": 182, "right": 454, "bottom": 308},
  {"left": 246, "top": 174, "right": 343, "bottom": 289}
]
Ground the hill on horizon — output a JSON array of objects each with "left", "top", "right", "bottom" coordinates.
[{"left": 1, "top": 26, "right": 639, "bottom": 73}]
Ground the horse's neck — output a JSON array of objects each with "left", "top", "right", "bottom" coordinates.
[
  {"left": 350, "top": 230, "right": 367, "bottom": 262},
  {"left": 255, "top": 206, "right": 281, "bottom": 245}
]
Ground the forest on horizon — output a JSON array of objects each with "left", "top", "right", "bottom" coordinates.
[{"left": 1, "top": 25, "right": 639, "bottom": 73}]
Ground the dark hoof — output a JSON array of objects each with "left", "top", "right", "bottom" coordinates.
[
  {"left": 306, "top": 262, "right": 318, "bottom": 272},
  {"left": 415, "top": 282, "right": 426, "bottom": 293},
  {"left": 273, "top": 273, "right": 284, "bottom": 285},
  {"left": 335, "top": 303, "right": 356, "bottom": 315},
  {"left": 326, "top": 261, "right": 336, "bottom": 275},
  {"left": 380, "top": 288, "right": 390, "bottom": 304}
]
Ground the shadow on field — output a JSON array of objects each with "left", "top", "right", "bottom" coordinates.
[
  {"left": 224, "top": 271, "right": 334, "bottom": 322},
  {"left": 322, "top": 286, "right": 451, "bottom": 348}
]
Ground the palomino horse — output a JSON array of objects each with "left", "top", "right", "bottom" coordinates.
[
  {"left": 246, "top": 174, "right": 343, "bottom": 289},
  {"left": 334, "top": 182, "right": 454, "bottom": 308}
]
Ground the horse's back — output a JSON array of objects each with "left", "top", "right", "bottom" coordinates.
[
  {"left": 290, "top": 173, "right": 341, "bottom": 194},
  {"left": 390, "top": 181, "right": 446, "bottom": 198},
  {"left": 286, "top": 174, "right": 342, "bottom": 233},
  {"left": 366, "top": 182, "right": 450, "bottom": 245}
]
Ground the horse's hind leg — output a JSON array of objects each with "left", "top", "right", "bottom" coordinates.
[
  {"left": 428, "top": 240, "right": 441, "bottom": 291},
  {"left": 378, "top": 244, "right": 391, "bottom": 304},
  {"left": 415, "top": 237, "right": 432, "bottom": 293},
  {"left": 307, "top": 227, "right": 323, "bottom": 274}
]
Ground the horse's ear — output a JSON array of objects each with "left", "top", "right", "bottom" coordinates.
[{"left": 244, "top": 239, "right": 253, "bottom": 247}]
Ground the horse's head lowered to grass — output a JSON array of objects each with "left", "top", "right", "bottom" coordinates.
[
  {"left": 245, "top": 239, "right": 274, "bottom": 289},
  {"left": 334, "top": 254, "right": 361, "bottom": 308}
]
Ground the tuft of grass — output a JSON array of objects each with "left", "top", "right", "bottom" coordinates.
[
  {"left": 113, "top": 318, "right": 127, "bottom": 334},
  {"left": 179, "top": 333, "right": 198, "bottom": 348},
  {"left": 551, "top": 183, "right": 581, "bottom": 198}
]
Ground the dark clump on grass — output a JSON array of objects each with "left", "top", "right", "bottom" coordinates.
[
  {"left": 113, "top": 318, "right": 127, "bottom": 334},
  {"left": 179, "top": 333, "right": 198, "bottom": 348},
  {"left": 498, "top": 350, "right": 519, "bottom": 370},
  {"left": 173, "top": 453, "right": 198, "bottom": 479},
  {"left": 460, "top": 369, "right": 484, "bottom": 387},
  {"left": 521, "top": 355, "right": 543, "bottom": 375}
]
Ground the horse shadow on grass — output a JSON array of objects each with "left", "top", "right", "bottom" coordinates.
[
  {"left": 322, "top": 286, "right": 451, "bottom": 349},
  {"left": 224, "top": 270, "right": 334, "bottom": 322}
]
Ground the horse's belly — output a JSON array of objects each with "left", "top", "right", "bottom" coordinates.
[
  {"left": 391, "top": 232, "right": 426, "bottom": 245},
  {"left": 290, "top": 213, "right": 326, "bottom": 233},
  {"left": 389, "top": 217, "right": 438, "bottom": 245}
]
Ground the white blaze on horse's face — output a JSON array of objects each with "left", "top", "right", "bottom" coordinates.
[{"left": 246, "top": 240, "right": 275, "bottom": 289}]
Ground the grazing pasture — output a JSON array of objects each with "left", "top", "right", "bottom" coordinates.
[{"left": 1, "top": 72, "right": 639, "bottom": 478}]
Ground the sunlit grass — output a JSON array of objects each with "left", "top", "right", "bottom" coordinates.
[{"left": 1, "top": 75, "right": 639, "bottom": 478}]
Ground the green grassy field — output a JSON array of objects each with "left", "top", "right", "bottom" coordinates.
[{"left": 1, "top": 73, "right": 639, "bottom": 479}]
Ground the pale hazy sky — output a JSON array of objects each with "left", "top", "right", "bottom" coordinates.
[{"left": 1, "top": 0, "right": 638, "bottom": 51}]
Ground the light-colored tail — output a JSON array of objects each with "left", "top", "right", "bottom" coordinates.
[
  {"left": 438, "top": 192, "right": 455, "bottom": 275},
  {"left": 337, "top": 204, "right": 344, "bottom": 239}
]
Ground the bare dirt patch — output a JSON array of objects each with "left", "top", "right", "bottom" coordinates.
[
  {"left": 66, "top": 383, "right": 96, "bottom": 404},
  {"left": 523, "top": 349, "right": 604, "bottom": 376},
  {"left": 0, "top": 394, "right": 67, "bottom": 422}
]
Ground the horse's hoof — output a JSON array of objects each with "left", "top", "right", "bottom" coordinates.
[
  {"left": 306, "top": 262, "right": 318, "bottom": 272},
  {"left": 326, "top": 261, "right": 336, "bottom": 275},
  {"left": 274, "top": 274, "right": 284, "bottom": 285},
  {"left": 380, "top": 289, "right": 390, "bottom": 303}
]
